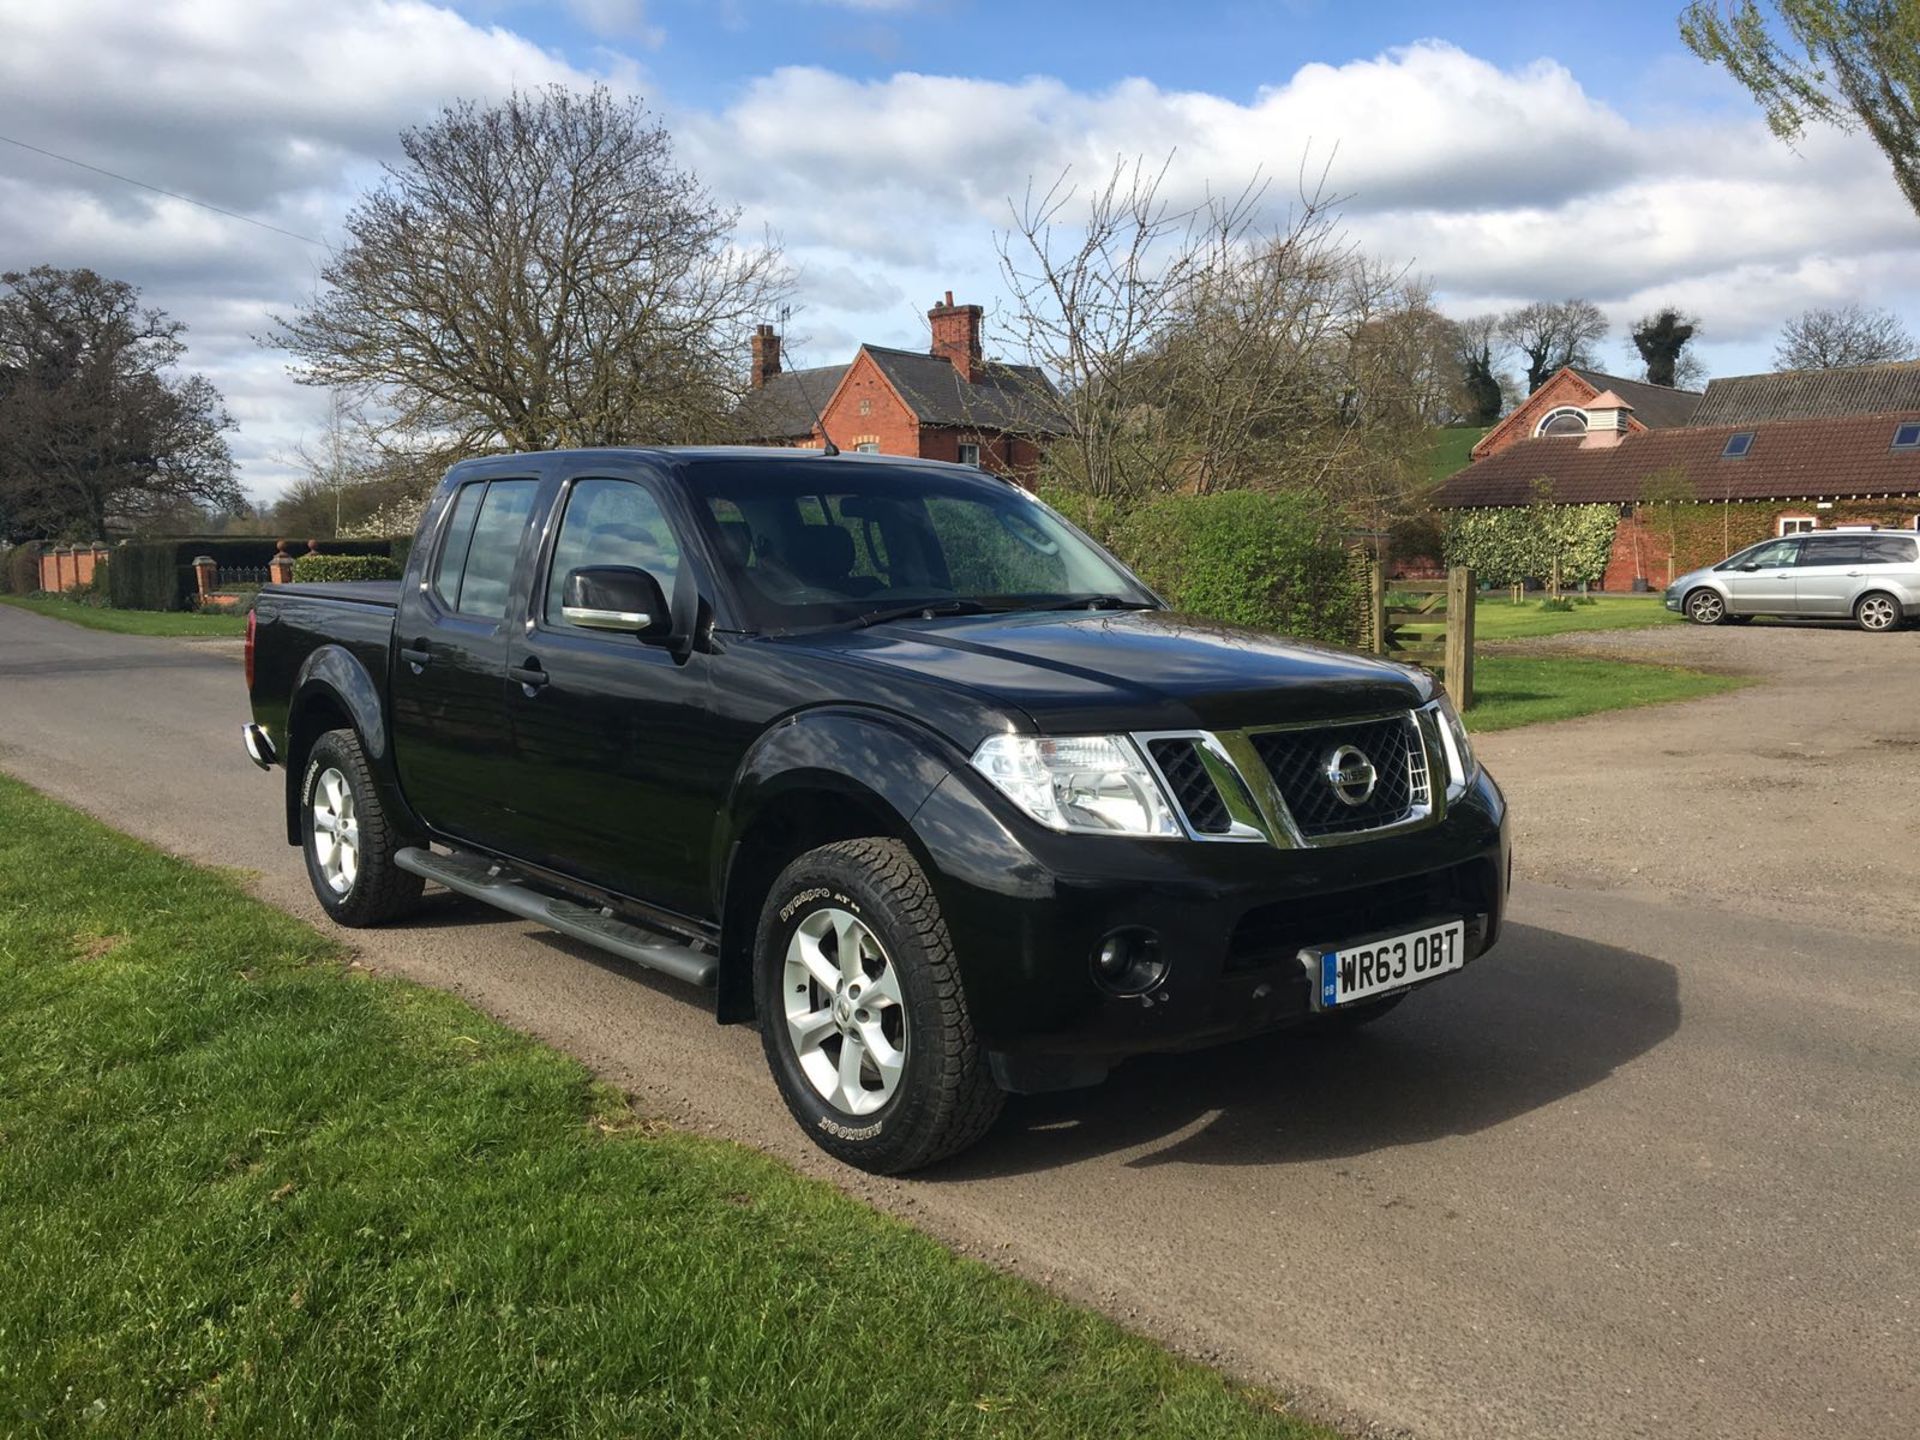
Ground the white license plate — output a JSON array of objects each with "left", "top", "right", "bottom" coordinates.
[{"left": 1315, "top": 920, "right": 1465, "bottom": 1008}]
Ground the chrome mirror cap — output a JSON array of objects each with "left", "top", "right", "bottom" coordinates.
[{"left": 561, "top": 605, "right": 652, "bottom": 633}]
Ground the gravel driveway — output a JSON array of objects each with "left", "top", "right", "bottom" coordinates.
[{"left": 1478, "top": 619, "right": 1920, "bottom": 943}]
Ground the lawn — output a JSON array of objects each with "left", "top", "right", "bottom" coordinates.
[
  {"left": 0, "top": 772, "right": 1331, "bottom": 1440},
  {"left": 1427, "top": 425, "right": 1489, "bottom": 481},
  {"left": 1393, "top": 593, "right": 1680, "bottom": 642},
  {"left": 1465, "top": 653, "right": 1748, "bottom": 732},
  {"left": 2, "top": 592, "right": 246, "bottom": 637}
]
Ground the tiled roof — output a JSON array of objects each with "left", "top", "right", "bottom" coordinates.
[
  {"left": 1437, "top": 411, "right": 1920, "bottom": 508},
  {"left": 1690, "top": 361, "right": 1920, "bottom": 427},
  {"left": 1568, "top": 368, "right": 1702, "bottom": 428},
  {"left": 732, "top": 363, "right": 850, "bottom": 441},
  {"left": 863, "top": 346, "right": 1066, "bottom": 435}
]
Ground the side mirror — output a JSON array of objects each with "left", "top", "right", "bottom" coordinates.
[
  {"left": 1739, "top": 562, "right": 1762, "bottom": 572},
  {"left": 562, "top": 566, "right": 670, "bottom": 636}
]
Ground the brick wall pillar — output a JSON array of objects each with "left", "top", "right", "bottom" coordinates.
[
  {"left": 192, "top": 555, "right": 218, "bottom": 601},
  {"left": 269, "top": 540, "right": 295, "bottom": 584}
]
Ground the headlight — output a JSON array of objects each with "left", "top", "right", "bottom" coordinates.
[
  {"left": 970, "top": 734, "right": 1179, "bottom": 837},
  {"left": 1430, "top": 694, "right": 1478, "bottom": 798}
]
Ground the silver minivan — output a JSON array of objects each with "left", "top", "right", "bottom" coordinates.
[{"left": 1666, "top": 530, "right": 1920, "bottom": 632}]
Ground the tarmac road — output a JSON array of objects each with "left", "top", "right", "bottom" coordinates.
[{"left": 1, "top": 601, "right": 1914, "bottom": 1440}]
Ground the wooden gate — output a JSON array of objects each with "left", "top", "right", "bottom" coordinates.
[{"left": 1366, "top": 564, "right": 1476, "bottom": 709}]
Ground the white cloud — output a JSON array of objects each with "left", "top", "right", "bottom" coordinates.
[
  {"left": 3, "top": 6, "right": 1916, "bottom": 506},
  {"left": 564, "top": 0, "right": 663, "bottom": 44}
]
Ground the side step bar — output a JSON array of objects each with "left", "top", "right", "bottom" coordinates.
[{"left": 395, "top": 847, "right": 717, "bottom": 988}]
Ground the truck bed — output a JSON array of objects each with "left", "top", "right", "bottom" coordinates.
[{"left": 250, "top": 582, "right": 400, "bottom": 744}]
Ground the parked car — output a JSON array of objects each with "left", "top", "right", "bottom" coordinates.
[
  {"left": 241, "top": 449, "right": 1509, "bottom": 1172},
  {"left": 1667, "top": 530, "right": 1920, "bottom": 631}
]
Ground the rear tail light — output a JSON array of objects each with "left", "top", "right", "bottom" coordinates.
[{"left": 244, "top": 609, "right": 256, "bottom": 691}]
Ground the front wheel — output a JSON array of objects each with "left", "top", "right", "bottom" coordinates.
[
  {"left": 1685, "top": 588, "right": 1729, "bottom": 625},
  {"left": 755, "top": 838, "right": 1003, "bottom": 1174},
  {"left": 1855, "top": 592, "right": 1903, "bottom": 633},
  {"left": 300, "top": 728, "right": 423, "bottom": 926}
]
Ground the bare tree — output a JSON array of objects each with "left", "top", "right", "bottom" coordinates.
[
  {"left": 1631, "top": 307, "right": 1704, "bottom": 388},
  {"left": 1499, "top": 299, "right": 1609, "bottom": 392},
  {"left": 1683, "top": 1, "right": 1920, "bottom": 218},
  {"left": 271, "top": 85, "right": 790, "bottom": 459},
  {"left": 1773, "top": 302, "right": 1918, "bottom": 369},
  {"left": 0, "top": 266, "right": 240, "bottom": 540}
]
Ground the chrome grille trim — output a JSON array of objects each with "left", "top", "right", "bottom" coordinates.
[{"left": 1133, "top": 709, "right": 1445, "bottom": 849}]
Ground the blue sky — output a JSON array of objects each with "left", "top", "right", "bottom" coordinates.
[{"left": 3, "top": 0, "right": 1915, "bottom": 501}]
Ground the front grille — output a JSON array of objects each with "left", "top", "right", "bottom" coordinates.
[
  {"left": 1225, "top": 860, "right": 1497, "bottom": 972},
  {"left": 1146, "top": 738, "right": 1231, "bottom": 834},
  {"left": 1249, "top": 715, "right": 1426, "bottom": 838}
]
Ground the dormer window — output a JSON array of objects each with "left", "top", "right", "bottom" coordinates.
[
  {"left": 1722, "top": 432, "right": 1754, "bottom": 459},
  {"left": 1893, "top": 421, "right": 1920, "bottom": 450},
  {"left": 1536, "top": 406, "right": 1588, "bottom": 438}
]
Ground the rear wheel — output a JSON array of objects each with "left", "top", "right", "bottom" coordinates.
[
  {"left": 300, "top": 729, "right": 423, "bottom": 926},
  {"left": 1854, "top": 591, "right": 1902, "bottom": 632},
  {"left": 755, "top": 838, "right": 1003, "bottom": 1174},
  {"left": 1685, "top": 588, "right": 1728, "bottom": 625}
]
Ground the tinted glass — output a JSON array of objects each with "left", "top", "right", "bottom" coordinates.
[
  {"left": 1798, "top": 536, "right": 1864, "bottom": 565},
  {"left": 545, "top": 480, "right": 682, "bottom": 624},
  {"left": 681, "top": 458, "right": 1154, "bottom": 631},
  {"left": 455, "top": 480, "right": 538, "bottom": 619},
  {"left": 431, "top": 482, "right": 485, "bottom": 609},
  {"left": 1863, "top": 535, "right": 1919, "bottom": 564}
]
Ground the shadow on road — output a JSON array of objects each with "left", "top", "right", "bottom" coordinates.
[{"left": 940, "top": 921, "right": 1679, "bottom": 1176}]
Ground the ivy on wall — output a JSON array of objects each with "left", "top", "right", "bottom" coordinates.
[{"left": 1647, "top": 500, "right": 1919, "bottom": 574}]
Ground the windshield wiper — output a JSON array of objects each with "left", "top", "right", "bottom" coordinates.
[
  {"left": 839, "top": 598, "right": 1001, "bottom": 631},
  {"left": 1027, "top": 594, "right": 1154, "bottom": 612}
]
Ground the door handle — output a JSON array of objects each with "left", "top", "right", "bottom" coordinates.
[
  {"left": 400, "top": 640, "right": 431, "bottom": 670},
  {"left": 1846, "top": 571, "right": 1865, "bottom": 577},
  {"left": 509, "top": 660, "right": 549, "bottom": 691}
]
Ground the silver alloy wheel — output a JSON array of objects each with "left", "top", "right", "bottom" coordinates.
[
  {"left": 1688, "top": 590, "right": 1725, "bottom": 624},
  {"left": 1858, "top": 594, "right": 1898, "bottom": 631},
  {"left": 309, "top": 766, "right": 360, "bottom": 896},
  {"left": 782, "top": 906, "right": 907, "bottom": 1116}
]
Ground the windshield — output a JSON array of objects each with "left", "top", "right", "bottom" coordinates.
[{"left": 680, "top": 458, "right": 1158, "bottom": 632}]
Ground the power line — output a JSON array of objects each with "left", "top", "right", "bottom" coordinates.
[{"left": 0, "top": 132, "right": 324, "bottom": 247}]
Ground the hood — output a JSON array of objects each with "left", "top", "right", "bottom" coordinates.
[{"left": 780, "top": 608, "right": 1432, "bottom": 733}]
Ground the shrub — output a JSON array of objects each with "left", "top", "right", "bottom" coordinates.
[
  {"left": 5, "top": 541, "right": 45, "bottom": 595},
  {"left": 1538, "top": 596, "right": 1575, "bottom": 612},
  {"left": 292, "top": 553, "right": 403, "bottom": 583},
  {"left": 1106, "top": 490, "right": 1360, "bottom": 645},
  {"left": 1445, "top": 504, "right": 1617, "bottom": 587},
  {"left": 108, "top": 542, "right": 182, "bottom": 611}
]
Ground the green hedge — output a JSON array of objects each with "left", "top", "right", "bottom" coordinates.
[
  {"left": 5, "top": 541, "right": 44, "bottom": 596},
  {"left": 108, "top": 544, "right": 183, "bottom": 611},
  {"left": 1101, "top": 490, "right": 1361, "bottom": 646},
  {"left": 291, "top": 553, "right": 403, "bottom": 583}
]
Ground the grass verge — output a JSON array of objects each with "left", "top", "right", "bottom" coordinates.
[
  {"left": 1, "top": 593, "right": 246, "bottom": 637},
  {"left": 0, "top": 773, "right": 1330, "bottom": 1440},
  {"left": 1393, "top": 594, "right": 1680, "bottom": 642},
  {"left": 1465, "top": 653, "right": 1749, "bottom": 732}
]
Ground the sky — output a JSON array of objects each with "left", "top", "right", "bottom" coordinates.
[{"left": 2, "top": 0, "right": 1917, "bottom": 507}]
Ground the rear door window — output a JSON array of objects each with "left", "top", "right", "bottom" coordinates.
[
  {"left": 1797, "top": 536, "right": 1864, "bottom": 566},
  {"left": 429, "top": 479, "right": 538, "bottom": 620}
]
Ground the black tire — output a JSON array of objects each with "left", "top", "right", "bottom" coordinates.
[
  {"left": 754, "top": 838, "right": 1003, "bottom": 1174},
  {"left": 299, "top": 728, "right": 424, "bottom": 927},
  {"left": 1854, "top": 591, "right": 1903, "bottom": 633},
  {"left": 1306, "top": 990, "right": 1407, "bottom": 1035},
  {"left": 1684, "top": 588, "right": 1729, "bottom": 625}
]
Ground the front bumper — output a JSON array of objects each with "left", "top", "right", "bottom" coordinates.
[{"left": 910, "top": 763, "right": 1510, "bottom": 1085}]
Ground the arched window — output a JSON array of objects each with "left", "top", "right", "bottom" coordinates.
[{"left": 1535, "top": 406, "right": 1588, "bottom": 438}]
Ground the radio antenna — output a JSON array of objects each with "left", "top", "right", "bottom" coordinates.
[{"left": 778, "top": 306, "right": 840, "bottom": 456}]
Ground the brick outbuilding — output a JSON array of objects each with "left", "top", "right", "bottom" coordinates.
[{"left": 733, "top": 293, "right": 1064, "bottom": 484}]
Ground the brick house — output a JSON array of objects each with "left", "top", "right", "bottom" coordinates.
[
  {"left": 733, "top": 293, "right": 1064, "bottom": 483},
  {"left": 1438, "top": 362, "right": 1920, "bottom": 589},
  {"left": 1470, "top": 365, "right": 1702, "bottom": 460}
]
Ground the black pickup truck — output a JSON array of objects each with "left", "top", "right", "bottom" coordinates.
[{"left": 244, "top": 448, "right": 1508, "bottom": 1172}]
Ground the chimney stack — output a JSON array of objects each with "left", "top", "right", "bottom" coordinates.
[
  {"left": 928, "top": 291, "right": 983, "bottom": 383},
  {"left": 749, "top": 323, "right": 782, "bottom": 389}
]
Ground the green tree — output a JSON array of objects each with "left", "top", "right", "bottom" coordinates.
[{"left": 1682, "top": 1, "right": 1920, "bottom": 217}]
